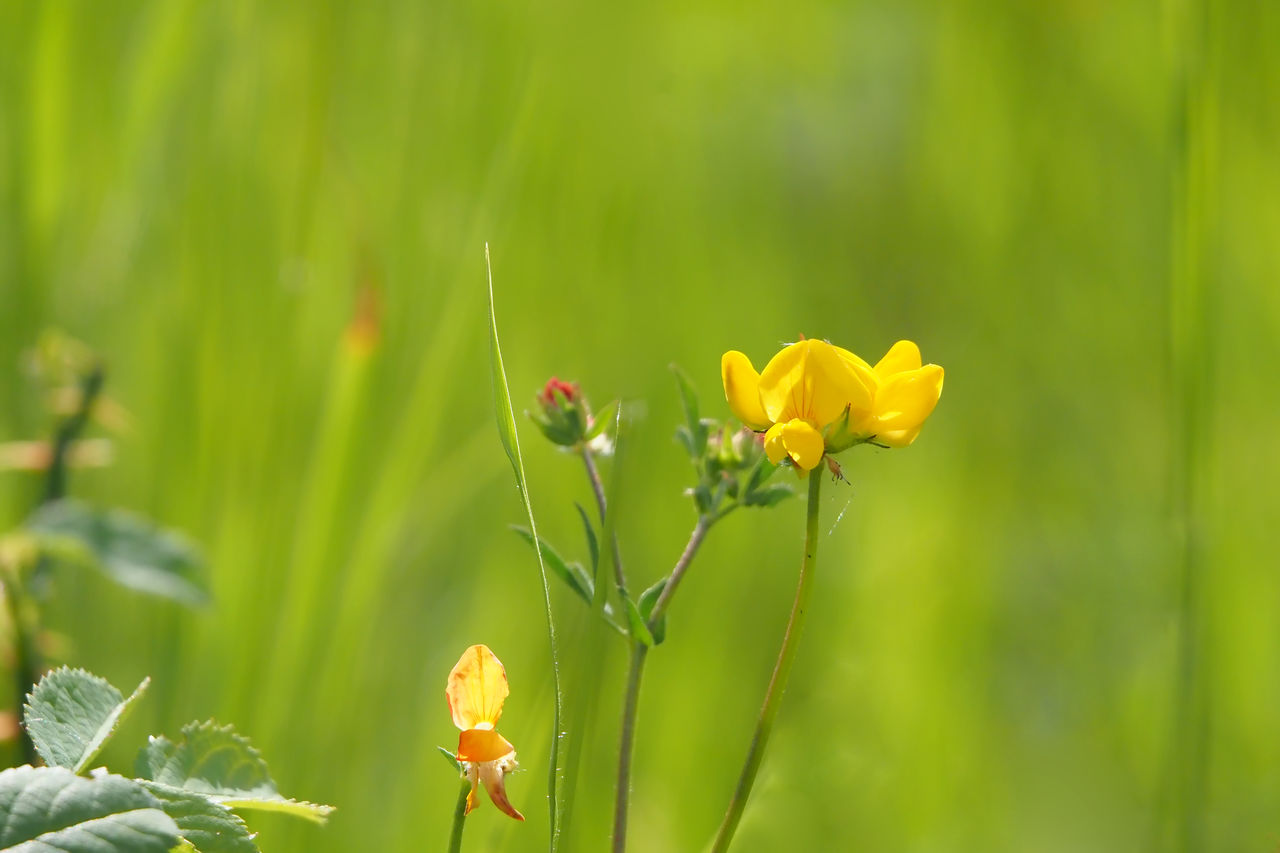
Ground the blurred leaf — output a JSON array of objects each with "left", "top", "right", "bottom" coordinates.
[
  {"left": 0, "top": 765, "right": 179, "bottom": 853},
  {"left": 135, "top": 721, "right": 333, "bottom": 825},
  {"left": 140, "top": 784, "right": 257, "bottom": 853},
  {"left": 743, "top": 484, "right": 794, "bottom": 508},
  {"left": 624, "top": 597, "right": 656, "bottom": 648},
  {"left": 574, "top": 503, "right": 600, "bottom": 573},
  {"left": 511, "top": 527, "right": 593, "bottom": 603},
  {"left": 670, "top": 365, "right": 708, "bottom": 457},
  {"left": 26, "top": 500, "right": 208, "bottom": 606},
  {"left": 744, "top": 454, "right": 779, "bottom": 495},
  {"left": 637, "top": 578, "right": 668, "bottom": 645},
  {"left": 23, "top": 667, "right": 149, "bottom": 774}
]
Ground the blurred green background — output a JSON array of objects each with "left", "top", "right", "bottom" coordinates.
[{"left": 2, "top": 1, "right": 1278, "bottom": 850}]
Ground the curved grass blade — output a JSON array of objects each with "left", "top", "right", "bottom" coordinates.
[{"left": 486, "top": 243, "right": 564, "bottom": 850}]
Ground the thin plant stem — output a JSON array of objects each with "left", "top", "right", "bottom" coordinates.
[
  {"left": 582, "top": 446, "right": 628, "bottom": 593},
  {"left": 612, "top": 514, "right": 716, "bottom": 853},
  {"left": 711, "top": 470, "right": 822, "bottom": 852},
  {"left": 447, "top": 778, "right": 470, "bottom": 853},
  {"left": 2, "top": 574, "right": 39, "bottom": 766}
]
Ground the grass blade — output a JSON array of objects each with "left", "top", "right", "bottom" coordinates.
[{"left": 486, "top": 244, "right": 564, "bottom": 850}]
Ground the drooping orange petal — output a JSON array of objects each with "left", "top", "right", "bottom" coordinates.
[
  {"left": 447, "top": 644, "right": 509, "bottom": 731},
  {"left": 721, "top": 351, "right": 771, "bottom": 430},
  {"left": 873, "top": 340, "right": 922, "bottom": 377},
  {"left": 480, "top": 759, "right": 525, "bottom": 821},
  {"left": 458, "top": 728, "right": 516, "bottom": 763}
]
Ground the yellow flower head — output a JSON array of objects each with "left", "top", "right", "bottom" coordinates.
[
  {"left": 721, "top": 338, "right": 943, "bottom": 472},
  {"left": 446, "top": 644, "right": 524, "bottom": 821}
]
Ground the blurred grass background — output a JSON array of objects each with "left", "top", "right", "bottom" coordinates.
[{"left": 2, "top": 0, "right": 1278, "bottom": 850}]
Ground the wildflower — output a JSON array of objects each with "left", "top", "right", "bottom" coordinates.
[
  {"left": 721, "top": 338, "right": 943, "bottom": 472},
  {"left": 447, "top": 644, "right": 524, "bottom": 821}
]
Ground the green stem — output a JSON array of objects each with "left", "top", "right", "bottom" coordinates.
[
  {"left": 582, "top": 446, "right": 628, "bottom": 593},
  {"left": 44, "top": 362, "right": 104, "bottom": 504},
  {"left": 711, "top": 470, "right": 822, "bottom": 852},
  {"left": 2, "top": 573, "right": 39, "bottom": 766},
  {"left": 611, "top": 514, "right": 716, "bottom": 853},
  {"left": 447, "top": 778, "right": 470, "bottom": 853}
]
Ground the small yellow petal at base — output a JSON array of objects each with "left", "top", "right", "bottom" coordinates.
[
  {"left": 780, "top": 419, "right": 825, "bottom": 472},
  {"left": 763, "top": 423, "right": 789, "bottom": 465}
]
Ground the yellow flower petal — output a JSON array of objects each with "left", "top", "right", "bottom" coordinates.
[
  {"left": 447, "top": 644, "right": 509, "bottom": 731},
  {"left": 763, "top": 422, "right": 788, "bottom": 465},
  {"left": 874, "top": 340, "right": 922, "bottom": 376},
  {"left": 758, "top": 340, "right": 871, "bottom": 428},
  {"left": 721, "top": 351, "right": 771, "bottom": 430},
  {"left": 874, "top": 364, "right": 944, "bottom": 433},
  {"left": 875, "top": 425, "right": 923, "bottom": 448},
  {"left": 457, "top": 728, "right": 516, "bottom": 763},
  {"left": 780, "top": 419, "right": 825, "bottom": 471}
]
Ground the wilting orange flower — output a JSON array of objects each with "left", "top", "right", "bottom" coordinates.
[
  {"left": 722, "top": 338, "right": 944, "bottom": 472},
  {"left": 446, "top": 644, "right": 524, "bottom": 821}
]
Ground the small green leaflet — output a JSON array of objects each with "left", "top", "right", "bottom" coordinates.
[{"left": 23, "top": 667, "right": 150, "bottom": 775}]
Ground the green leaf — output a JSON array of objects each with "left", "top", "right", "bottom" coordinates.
[
  {"left": 744, "top": 484, "right": 794, "bottom": 508},
  {"left": 510, "top": 527, "right": 593, "bottom": 604},
  {"left": 23, "top": 667, "right": 150, "bottom": 774},
  {"left": 140, "top": 784, "right": 257, "bottom": 853},
  {"left": 623, "top": 597, "right": 655, "bottom": 648},
  {"left": 585, "top": 401, "right": 618, "bottom": 441},
  {"left": 487, "top": 245, "right": 563, "bottom": 846},
  {"left": 670, "top": 365, "right": 708, "bottom": 457},
  {"left": 135, "top": 721, "right": 333, "bottom": 825},
  {"left": 0, "top": 765, "right": 180, "bottom": 853},
  {"left": 573, "top": 503, "right": 600, "bottom": 573},
  {"left": 744, "top": 455, "right": 779, "bottom": 495},
  {"left": 637, "top": 578, "right": 668, "bottom": 645},
  {"left": 437, "top": 746, "right": 462, "bottom": 775},
  {"left": 27, "top": 500, "right": 208, "bottom": 606}
]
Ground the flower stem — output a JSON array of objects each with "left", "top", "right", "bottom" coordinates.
[
  {"left": 711, "top": 470, "right": 823, "bottom": 852},
  {"left": 611, "top": 515, "right": 716, "bottom": 853},
  {"left": 582, "top": 446, "right": 628, "bottom": 593},
  {"left": 447, "top": 778, "right": 470, "bottom": 853}
]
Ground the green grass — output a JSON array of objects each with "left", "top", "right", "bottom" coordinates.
[{"left": 3, "top": 1, "right": 1279, "bottom": 850}]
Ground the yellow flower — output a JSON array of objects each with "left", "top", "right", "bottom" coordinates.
[
  {"left": 721, "top": 338, "right": 943, "bottom": 472},
  {"left": 446, "top": 644, "right": 524, "bottom": 821}
]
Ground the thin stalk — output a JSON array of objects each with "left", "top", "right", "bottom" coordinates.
[
  {"left": 582, "top": 446, "right": 627, "bottom": 593},
  {"left": 711, "top": 470, "right": 822, "bottom": 852},
  {"left": 2, "top": 575, "right": 39, "bottom": 766},
  {"left": 447, "top": 778, "right": 470, "bottom": 853},
  {"left": 612, "top": 514, "right": 716, "bottom": 853}
]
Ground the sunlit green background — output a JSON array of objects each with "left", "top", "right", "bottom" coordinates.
[{"left": 2, "top": 1, "right": 1278, "bottom": 850}]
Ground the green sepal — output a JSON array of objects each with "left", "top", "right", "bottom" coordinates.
[
  {"left": 437, "top": 746, "right": 463, "bottom": 774},
  {"left": 586, "top": 401, "right": 618, "bottom": 441}
]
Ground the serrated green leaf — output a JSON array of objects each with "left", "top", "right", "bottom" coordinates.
[
  {"left": 140, "top": 783, "right": 257, "bottom": 853},
  {"left": 26, "top": 500, "right": 208, "bottom": 606},
  {"left": 135, "top": 722, "right": 333, "bottom": 826},
  {"left": 637, "top": 578, "right": 668, "bottom": 645},
  {"left": 23, "top": 667, "right": 150, "bottom": 774},
  {"left": 744, "top": 483, "right": 794, "bottom": 508},
  {"left": 510, "top": 527, "right": 593, "bottom": 604},
  {"left": 623, "top": 597, "right": 655, "bottom": 648},
  {"left": 0, "top": 765, "right": 180, "bottom": 853},
  {"left": 573, "top": 503, "right": 600, "bottom": 573}
]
